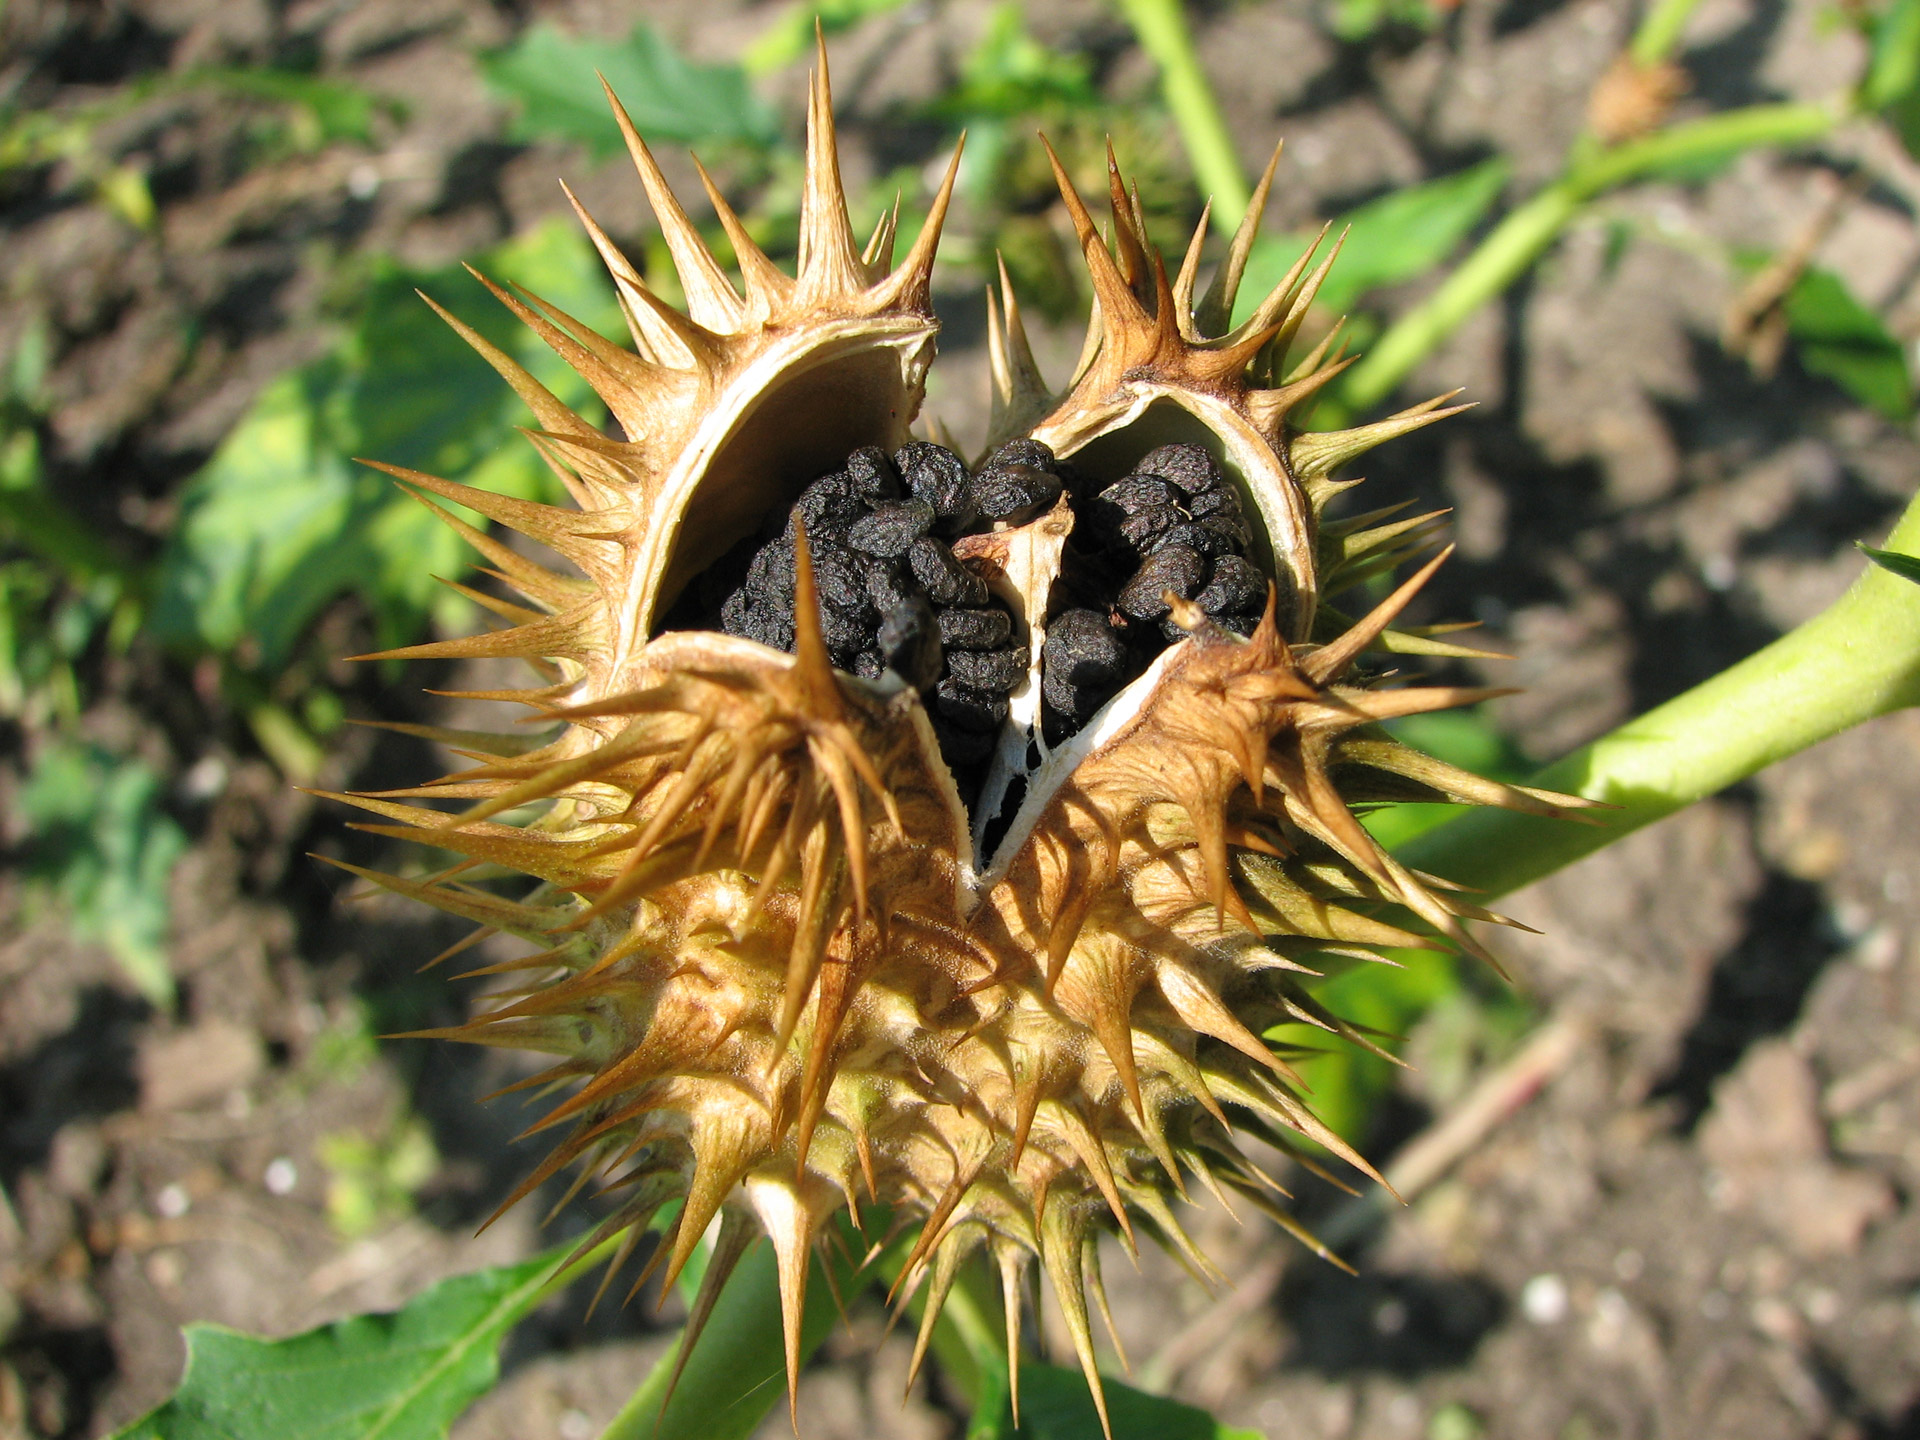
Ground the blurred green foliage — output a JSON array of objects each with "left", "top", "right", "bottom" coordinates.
[
  {"left": 967, "top": 1362, "right": 1262, "bottom": 1440},
  {"left": 1779, "top": 264, "right": 1913, "bottom": 422},
  {"left": 17, "top": 743, "right": 185, "bottom": 1004},
  {"left": 0, "top": 66, "right": 399, "bottom": 229},
  {"left": 746, "top": 0, "right": 917, "bottom": 76},
  {"left": 480, "top": 21, "right": 776, "bottom": 157},
  {"left": 150, "top": 219, "right": 618, "bottom": 670},
  {"left": 317, "top": 1118, "right": 439, "bottom": 1237},
  {"left": 1236, "top": 159, "right": 1511, "bottom": 328},
  {"left": 1324, "top": 0, "right": 1442, "bottom": 42}
]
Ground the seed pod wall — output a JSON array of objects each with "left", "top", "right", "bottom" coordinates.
[{"left": 322, "top": 44, "right": 1592, "bottom": 1429}]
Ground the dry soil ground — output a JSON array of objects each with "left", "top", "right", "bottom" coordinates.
[{"left": 2, "top": 1, "right": 1919, "bottom": 1438}]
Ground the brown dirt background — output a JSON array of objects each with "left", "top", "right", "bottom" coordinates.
[{"left": 3, "top": 1, "right": 1919, "bottom": 1437}]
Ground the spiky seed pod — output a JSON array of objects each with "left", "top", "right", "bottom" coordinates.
[{"left": 322, "top": 40, "right": 1595, "bottom": 1431}]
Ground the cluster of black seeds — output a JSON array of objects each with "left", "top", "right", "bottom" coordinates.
[
  {"left": 1037, "top": 443, "right": 1270, "bottom": 742},
  {"left": 1085, "top": 443, "right": 1265, "bottom": 636},
  {"left": 670, "top": 435, "right": 1272, "bottom": 807},
  {"left": 693, "top": 441, "right": 1071, "bottom": 779}
]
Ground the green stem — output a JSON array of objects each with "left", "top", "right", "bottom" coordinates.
[
  {"left": 598, "top": 1239, "right": 855, "bottom": 1440},
  {"left": 1338, "top": 182, "right": 1581, "bottom": 415},
  {"left": 1395, "top": 488, "right": 1920, "bottom": 897},
  {"left": 1111, "top": 0, "right": 1250, "bottom": 235},
  {"left": 1573, "top": 101, "right": 1835, "bottom": 191},
  {"left": 1629, "top": 0, "right": 1708, "bottom": 65},
  {"left": 1340, "top": 101, "right": 1837, "bottom": 412}
]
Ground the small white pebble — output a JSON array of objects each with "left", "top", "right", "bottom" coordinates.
[
  {"left": 1702, "top": 554, "right": 1737, "bottom": 591},
  {"left": 557, "top": 1410, "right": 593, "bottom": 1440},
  {"left": 179, "top": 755, "right": 228, "bottom": 802},
  {"left": 1374, "top": 1296, "right": 1409, "bottom": 1335},
  {"left": 1802, "top": 1287, "right": 1842, "bottom": 1325},
  {"left": 146, "top": 1248, "right": 185, "bottom": 1289},
  {"left": 264, "top": 1157, "right": 298, "bottom": 1196},
  {"left": 1522, "top": 1273, "right": 1569, "bottom": 1325},
  {"left": 348, "top": 163, "right": 381, "bottom": 200},
  {"left": 155, "top": 1183, "right": 190, "bottom": 1219}
]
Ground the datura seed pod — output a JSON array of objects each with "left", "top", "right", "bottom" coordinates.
[{"left": 321, "top": 41, "right": 1592, "bottom": 1431}]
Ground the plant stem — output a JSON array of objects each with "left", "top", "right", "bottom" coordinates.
[
  {"left": 1111, "top": 0, "right": 1250, "bottom": 235},
  {"left": 1629, "top": 0, "right": 1708, "bottom": 65},
  {"left": 1340, "top": 101, "right": 1837, "bottom": 411},
  {"left": 598, "top": 1239, "right": 855, "bottom": 1440},
  {"left": 1338, "top": 182, "right": 1581, "bottom": 415},
  {"left": 1395, "top": 489, "right": 1920, "bottom": 898}
]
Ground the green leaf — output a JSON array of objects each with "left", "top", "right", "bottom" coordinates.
[
  {"left": 744, "top": 0, "right": 914, "bottom": 76},
  {"left": 1323, "top": 0, "right": 1441, "bottom": 41},
  {"left": 1782, "top": 265, "right": 1913, "bottom": 422},
  {"left": 150, "top": 218, "right": 619, "bottom": 668},
  {"left": 108, "top": 1248, "right": 566, "bottom": 1440},
  {"left": 479, "top": 22, "right": 775, "bottom": 157},
  {"left": 1234, "top": 158, "right": 1510, "bottom": 326},
  {"left": 187, "top": 68, "right": 399, "bottom": 146},
  {"left": 930, "top": 4, "right": 1099, "bottom": 123},
  {"left": 599, "top": 1233, "right": 868, "bottom": 1440},
  {"left": 961, "top": 1362, "right": 1258, "bottom": 1440},
  {"left": 1861, "top": 542, "right": 1920, "bottom": 584},
  {"left": 1866, "top": 0, "right": 1920, "bottom": 110},
  {"left": 19, "top": 743, "right": 185, "bottom": 1004}
]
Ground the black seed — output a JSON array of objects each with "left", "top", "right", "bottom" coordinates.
[
  {"left": 1042, "top": 671, "right": 1107, "bottom": 724},
  {"left": 1150, "top": 521, "right": 1235, "bottom": 560},
  {"left": 933, "top": 720, "right": 997, "bottom": 764},
  {"left": 946, "top": 646, "right": 1027, "bottom": 693},
  {"left": 809, "top": 545, "right": 874, "bottom": 616},
  {"left": 878, "top": 597, "right": 943, "bottom": 692},
  {"left": 815, "top": 599, "right": 871, "bottom": 663},
  {"left": 721, "top": 590, "right": 793, "bottom": 651},
  {"left": 853, "top": 648, "right": 886, "bottom": 679},
  {"left": 848, "top": 500, "right": 935, "bottom": 558},
  {"left": 1199, "top": 511, "right": 1253, "bottom": 552},
  {"left": 937, "top": 606, "right": 1012, "bottom": 650},
  {"left": 1186, "top": 486, "right": 1243, "bottom": 522},
  {"left": 845, "top": 445, "right": 901, "bottom": 502},
  {"left": 1118, "top": 506, "right": 1183, "bottom": 553},
  {"left": 745, "top": 541, "right": 796, "bottom": 603},
  {"left": 1215, "top": 611, "right": 1261, "bottom": 636},
  {"left": 790, "top": 471, "right": 866, "bottom": 535},
  {"left": 934, "top": 678, "right": 1009, "bottom": 732},
  {"left": 972, "top": 463, "right": 1062, "bottom": 524},
  {"left": 1042, "top": 608, "right": 1128, "bottom": 684},
  {"left": 1196, "top": 553, "right": 1267, "bottom": 616},
  {"left": 1096, "top": 477, "right": 1178, "bottom": 515},
  {"left": 1040, "top": 608, "right": 1130, "bottom": 723},
  {"left": 909, "top": 538, "right": 988, "bottom": 606},
  {"left": 1133, "top": 442, "right": 1219, "bottom": 497},
  {"left": 983, "top": 438, "right": 1058, "bottom": 473},
  {"left": 896, "top": 442, "right": 973, "bottom": 525},
  {"left": 1117, "top": 544, "right": 1207, "bottom": 619},
  {"left": 865, "top": 562, "right": 914, "bottom": 614}
]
